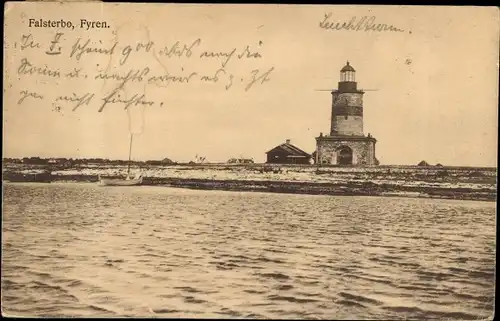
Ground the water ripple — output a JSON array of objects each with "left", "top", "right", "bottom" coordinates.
[{"left": 1, "top": 183, "right": 496, "bottom": 319}]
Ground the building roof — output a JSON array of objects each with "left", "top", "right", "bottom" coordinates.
[
  {"left": 341, "top": 61, "right": 356, "bottom": 72},
  {"left": 266, "top": 142, "right": 311, "bottom": 157}
]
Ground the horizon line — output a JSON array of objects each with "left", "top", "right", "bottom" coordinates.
[{"left": 2, "top": 156, "right": 498, "bottom": 169}]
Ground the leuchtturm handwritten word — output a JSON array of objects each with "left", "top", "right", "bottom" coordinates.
[
  {"left": 14, "top": 30, "right": 275, "bottom": 113},
  {"left": 28, "top": 18, "right": 109, "bottom": 30},
  {"left": 319, "top": 14, "right": 405, "bottom": 33}
]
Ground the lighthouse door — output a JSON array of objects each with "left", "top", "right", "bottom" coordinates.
[{"left": 337, "top": 146, "right": 353, "bottom": 165}]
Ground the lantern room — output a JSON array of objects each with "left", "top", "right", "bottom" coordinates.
[{"left": 340, "top": 61, "right": 356, "bottom": 82}]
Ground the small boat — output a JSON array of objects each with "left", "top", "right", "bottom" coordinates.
[
  {"left": 98, "top": 133, "right": 143, "bottom": 187},
  {"left": 98, "top": 174, "right": 143, "bottom": 186}
]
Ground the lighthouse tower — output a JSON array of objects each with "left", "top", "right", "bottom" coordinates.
[
  {"left": 331, "top": 61, "right": 364, "bottom": 136},
  {"left": 315, "top": 61, "right": 378, "bottom": 166}
]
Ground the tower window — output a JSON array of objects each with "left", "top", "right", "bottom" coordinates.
[{"left": 345, "top": 115, "right": 348, "bottom": 120}]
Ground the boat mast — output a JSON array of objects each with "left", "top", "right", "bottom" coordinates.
[{"left": 127, "top": 133, "right": 133, "bottom": 177}]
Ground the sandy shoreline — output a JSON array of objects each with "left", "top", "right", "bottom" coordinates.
[{"left": 2, "top": 163, "right": 497, "bottom": 202}]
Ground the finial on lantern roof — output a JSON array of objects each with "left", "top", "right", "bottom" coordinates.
[{"left": 341, "top": 61, "right": 356, "bottom": 72}]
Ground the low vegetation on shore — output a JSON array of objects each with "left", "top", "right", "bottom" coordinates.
[{"left": 2, "top": 160, "right": 497, "bottom": 202}]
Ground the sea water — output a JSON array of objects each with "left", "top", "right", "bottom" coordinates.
[{"left": 2, "top": 182, "right": 496, "bottom": 319}]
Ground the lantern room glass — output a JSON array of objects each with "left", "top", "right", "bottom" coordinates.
[{"left": 340, "top": 70, "right": 355, "bottom": 82}]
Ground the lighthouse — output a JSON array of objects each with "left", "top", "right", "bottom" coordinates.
[{"left": 315, "top": 61, "right": 378, "bottom": 166}]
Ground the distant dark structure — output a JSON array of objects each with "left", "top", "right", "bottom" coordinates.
[
  {"left": 227, "top": 158, "right": 254, "bottom": 164},
  {"left": 266, "top": 139, "right": 312, "bottom": 164},
  {"left": 162, "top": 157, "right": 175, "bottom": 164},
  {"left": 145, "top": 158, "right": 175, "bottom": 166},
  {"left": 418, "top": 160, "right": 430, "bottom": 166},
  {"left": 311, "top": 150, "right": 317, "bottom": 162},
  {"left": 22, "top": 157, "right": 49, "bottom": 165},
  {"left": 315, "top": 61, "right": 378, "bottom": 166}
]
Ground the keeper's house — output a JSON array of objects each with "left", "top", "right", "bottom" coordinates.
[{"left": 265, "top": 139, "right": 312, "bottom": 165}]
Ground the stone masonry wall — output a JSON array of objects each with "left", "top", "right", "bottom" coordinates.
[
  {"left": 331, "top": 92, "right": 364, "bottom": 136},
  {"left": 317, "top": 139, "right": 376, "bottom": 165},
  {"left": 331, "top": 115, "right": 363, "bottom": 136}
]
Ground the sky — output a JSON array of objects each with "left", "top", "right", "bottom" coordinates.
[{"left": 3, "top": 3, "right": 499, "bottom": 167}]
